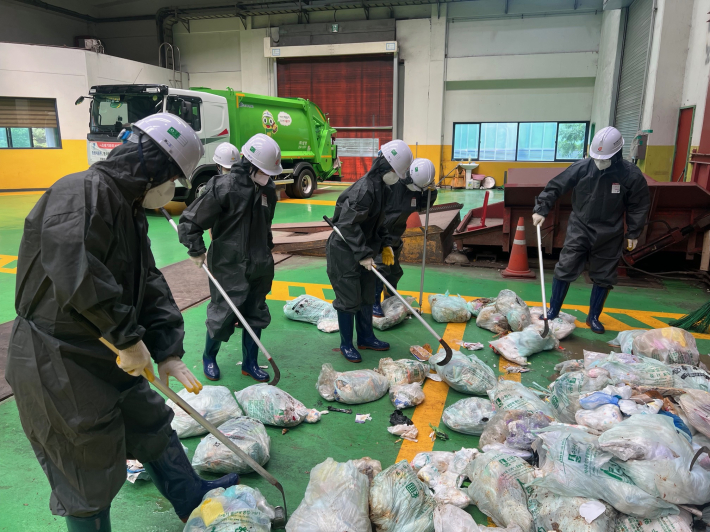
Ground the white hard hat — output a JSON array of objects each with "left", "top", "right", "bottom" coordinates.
[
  {"left": 589, "top": 126, "right": 624, "bottom": 160},
  {"left": 241, "top": 133, "right": 283, "bottom": 175},
  {"left": 133, "top": 113, "right": 204, "bottom": 188},
  {"left": 380, "top": 139, "right": 413, "bottom": 179},
  {"left": 410, "top": 158, "right": 436, "bottom": 189},
  {"left": 213, "top": 142, "right": 239, "bottom": 169}
]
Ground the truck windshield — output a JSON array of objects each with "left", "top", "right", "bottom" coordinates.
[{"left": 90, "top": 94, "right": 163, "bottom": 135}]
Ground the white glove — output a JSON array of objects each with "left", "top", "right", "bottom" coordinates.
[
  {"left": 189, "top": 253, "right": 206, "bottom": 268},
  {"left": 627, "top": 239, "right": 638, "bottom": 251},
  {"left": 359, "top": 257, "right": 375, "bottom": 271},
  {"left": 117, "top": 340, "right": 152, "bottom": 377},
  {"left": 158, "top": 357, "right": 203, "bottom": 394},
  {"left": 532, "top": 214, "right": 545, "bottom": 227}
]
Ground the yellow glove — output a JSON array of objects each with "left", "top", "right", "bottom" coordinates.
[{"left": 382, "top": 246, "right": 395, "bottom": 266}]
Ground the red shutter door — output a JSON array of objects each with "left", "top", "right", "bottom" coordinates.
[{"left": 277, "top": 54, "right": 393, "bottom": 181}]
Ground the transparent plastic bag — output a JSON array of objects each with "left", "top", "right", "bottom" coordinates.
[
  {"left": 479, "top": 410, "right": 510, "bottom": 447},
  {"left": 505, "top": 410, "right": 552, "bottom": 450},
  {"left": 554, "top": 359, "right": 584, "bottom": 374},
  {"left": 671, "top": 364, "right": 710, "bottom": 392},
  {"left": 615, "top": 513, "right": 692, "bottom": 532},
  {"left": 476, "top": 303, "right": 509, "bottom": 334},
  {"left": 548, "top": 369, "right": 611, "bottom": 424},
  {"left": 678, "top": 388, "right": 710, "bottom": 439},
  {"left": 632, "top": 327, "right": 699, "bottom": 365},
  {"left": 351, "top": 457, "right": 382, "bottom": 483},
  {"left": 589, "top": 352, "right": 674, "bottom": 387},
  {"left": 495, "top": 289, "right": 527, "bottom": 316},
  {"left": 575, "top": 404, "right": 623, "bottom": 432},
  {"left": 529, "top": 307, "right": 577, "bottom": 340},
  {"left": 316, "top": 363, "right": 389, "bottom": 404},
  {"left": 489, "top": 326, "right": 559, "bottom": 365},
  {"left": 184, "top": 485, "right": 276, "bottom": 532},
  {"left": 608, "top": 329, "right": 645, "bottom": 354},
  {"left": 374, "top": 296, "right": 415, "bottom": 331},
  {"left": 284, "top": 294, "right": 332, "bottom": 324},
  {"left": 191, "top": 417, "right": 270, "bottom": 475},
  {"left": 465, "top": 451, "right": 535, "bottom": 531},
  {"left": 378, "top": 357, "right": 427, "bottom": 386},
  {"left": 468, "top": 297, "right": 495, "bottom": 318},
  {"left": 430, "top": 349, "right": 497, "bottom": 395},
  {"left": 428, "top": 292, "right": 471, "bottom": 323},
  {"left": 234, "top": 383, "right": 311, "bottom": 427},
  {"left": 286, "top": 458, "right": 371, "bottom": 532},
  {"left": 317, "top": 306, "right": 339, "bottom": 333},
  {"left": 389, "top": 383, "right": 425, "bottom": 409},
  {"left": 527, "top": 487, "right": 617, "bottom": 532},
  {"left": 369, "top": 460, "right": 437, "bottom": 532},
  {"left": 434, "top": 504, "right": 484, "bottom": 532},
  {"left": 167, "top": 385, "right": 243, "bottom": 438},
  {"left": 442, "top": 397, "right": 495, "bottom": 435},
  {"left": 488, "top": 379, "right": 555, "bottom": 418}
]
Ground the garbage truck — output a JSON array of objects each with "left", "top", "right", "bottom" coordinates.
[{"left": 79, "top": 84, "right": 339, "bottom": 202}]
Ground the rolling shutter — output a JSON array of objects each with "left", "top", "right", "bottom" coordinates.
[{"left": 0, "top": 98, "right": 58, "bottom": 128}]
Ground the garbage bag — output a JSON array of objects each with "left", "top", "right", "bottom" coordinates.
[
  {"left": 351, "top": 457, "right": 382, "bottom": 483},
  {"left": 631, "top": 327, "right": 699, "bottom": 365},
  {"left": 614, "top": 513, "right": 692, "bottom": 532},
  {"left": 575, "top": 404, "right": 623, "bottom": 432},
  {"left": 554, "top": 359, "right": 584, "bottom": 374},
  {"left": 589, "top": 352, "right": 674, "bottom": 387},
  {"left": 191, "top": 417, "right": 270, "bottom": 475},
  {"left": 434, "top": 504, "right": 483, "bottom": 532},
  {"left": 489, "top": 326, "right": 559, "bottom": 365},
  {"left": 531, "top": 426, "right": 678, "bottom": 518},
  {"left": 505, "top": 410, "right": 552, "bottom": 450},
  {"left": 608, "top": 329, "right": 645, "bottom": 354},
  {"left": 389, "top": 383, "right": 425, "bottom": 409},
  {"left": 442, "top": 397, "right": 495, "bottom": 435},
  {"left": 374, "top": 296, "right": 415, "bottom": 331},
  {"left": 464, "top": 451, "right": 535, "bottom": 531},
  {"left": 529, "top": 307, "right": 577, "bottom": 339},
  {"left": 476, "top": 303, "right": 509, "bottom": 334},
  {"left": 183, "top": 485, "right": 276, "bottom": 532},
  {"left": 284, "top": 294, "right": 331, "bottom": 324},
  {"left": 428, "top": 292, "right": 471, "bottom": 323},
  {"left": 597, "top": 414, "right": 710, "bottom": 504},
  {"left": 495, "top": 291, "right": 531, "bottom": 333},
  {"left": 671, "top": 364, "right": 710, "bottom": 392},
  {"left": 378, "top": 357, "right": 427, "bottom": 386},
  {"left": 316, "top": 363, "right": 390, "bottom": 404},
  {"left": 430, "top": 349, "right": 497, "bottom": 395},
  {"left": 678, "top": 388, "right": 710, "bottom": 439},
  {"left": 411, "top": 448, "right": 477, "bottom": 483},
  {"left": 167, "top": 385, "right": 243, "bottom": 438},
  {"left": 317, "top": 306, "right": 339, "bottom": 333},
  {"left": 548, "top": 369, "right": 611, "bottom": 423},
  {"left": 488, "top": 379, "right": 556, "bottom": 418},
  {"left": 526, "top": 487, "right": 617, "bottom": 532},
  {"left": 369, "top": 460, "right": 437, "bottom": 532},
  {"left": 583, "top": 349, "right": 608, "bottom": 368},
  {"left": 479, "top": 409, "right": 510, "bottom": 447},
  {"left": 286, "top": 458, "right": 371, "bottom": 532},
  {"left": 234, "top": 383, "right": 312, "bottom": 427},
  {"left": 468, "top": 297, "right": 495, "bottom": 318}
]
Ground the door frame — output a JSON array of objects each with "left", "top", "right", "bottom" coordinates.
[{"left": 671, "top": 105, "right": 695, "bottom": 182}]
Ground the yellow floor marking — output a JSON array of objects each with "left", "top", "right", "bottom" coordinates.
[
  {"left": 0, "top": 191, "right": 43, "bottom": 197},
  {"left": 0, "top": 255, "right": 18, "bottom": 274},
  {"left": 395, "top": 322, "right": 466, "bottom": 464},
  {"left": 498, "top": 356, "right": 522, "bottom": 382},
  {"left": 278, "top": 199, "right": 336, "bottom": 206}
]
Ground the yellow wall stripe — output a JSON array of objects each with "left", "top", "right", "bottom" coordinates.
[{"left": 278, "top": 199, "right": 337, "bottom": 206}]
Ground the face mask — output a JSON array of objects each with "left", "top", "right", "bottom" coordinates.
[
  {"left": 251, "top": 170, "right": 270, "bottom": 187},
  {"left": 383, "top": 171, "right": 399, "bottom": 185},
  {"left": 142, "top": 180, "right": 175, "bottom": 209},
  {"left": 594, "top": 158, "right": 611, "bottom": 171},
  {"left": 219, "top": 165, "right": 230, "bottom": 175}
]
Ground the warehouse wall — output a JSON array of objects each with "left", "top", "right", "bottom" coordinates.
[
  {"left": 95, "top": 20, "right": 159, "bottom": 66},
  {"left": 0, "top": 0, "right": 93, "bottom": 48},
  {"left": 590, "top": 9, "right": 623, "bottom": 132}
]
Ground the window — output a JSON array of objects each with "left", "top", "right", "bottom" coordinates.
[
  {"left": 166, "top": 96, "right": 202, "bottom": 132},
  {"left": 91, "top": 94, "right": 164, "bottom": 136},
  {"left": 0, "top": 98, "right": 61, "bottom": 149},
  {"left": 452, "top": 121, "right": 589, "bottom": 162}
]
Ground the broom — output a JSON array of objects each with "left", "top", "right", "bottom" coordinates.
[{"left": 669, "top": 301, "right": 710, "bottom": 333}]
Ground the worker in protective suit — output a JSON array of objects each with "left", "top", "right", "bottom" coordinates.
[
  {"left": 6, "top": 114, "right": 241, "bottom": 532},
  {"left": 213, "top": 142, "right": 240, "bottom": 175},
  {"left": 373, "top": 158, "right": 438, "bottom": 317},
  {"left": 326, "top": 139, "right": 413, "bottom": 362},
  {"left": 532, "top": 126, "right": 650, "bottom": 334},
  {"left": 178, "top": 134, "right": 280, "bottom": 382}
]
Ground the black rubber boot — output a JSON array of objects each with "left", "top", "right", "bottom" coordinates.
[
  {"left": 356, "top": 305, "right": 390, "bottom": 351},
  {"left": 65, "top": 508, "right": 111, "bottom": 531},
  {"left": 373, "top": 280, "right": 384, "bottom": 318},
  {"left": 337, "top": 310, "right": 362, "bottom": 362},
  {"left": 541, "top": 278, "right": 570, "bottom": 321},
  {"left": 143, "top": 431, "right": 239, "bottom": 523},
  {"left": 586, "top": 284, "right": 611, "bottom": 334},
  {"left": 202, "top": 331, "right": 221, "bottom": 381},
  {"left": 242, "top": 327, "right": 269, "bottom": 382}
]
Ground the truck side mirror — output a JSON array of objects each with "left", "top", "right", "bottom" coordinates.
[
  {"left": 180, "top": 100, "right": 194, "bottom": 125},
  {"left": 75, "top": 96, "right": 85, "bottom": 105}
]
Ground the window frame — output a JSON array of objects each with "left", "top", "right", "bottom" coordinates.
[
  {"left": 451, "top": 120, "right": 589, "bottom": 162},
  {"left": 0, "top": 97, "right": 62, "bottom": 150}
]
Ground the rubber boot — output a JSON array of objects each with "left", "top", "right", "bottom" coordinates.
[
  {"left": 143, "top": 431, "right": 239, "bottom": 523},
  {"left": 541, "top": 278, "right": 570, "bottom": 321},
  {"left": 202, "top": 331, "right": 221, "bottom": 381},
  {"left": 373, "top": 280, "right": 384, "bottom": 318},
  {"left": 356, "top": 305, "right": 390, "bottom": 351},
  {"left": 337, "top": 310, "right": 362, "bottom": 362},
  {"left": 586, "top": 284, "right": 610, "bottom": 334},
  {"left": 242, "top": 328, "right": 269, "bottom": 382},
  {"left": 66, "top": 508, "right": 111, "bottom": 532}
]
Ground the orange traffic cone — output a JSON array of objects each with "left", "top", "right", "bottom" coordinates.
[
  {"left": 501, "top": 217, "right": 536, "bottom": 279},
  {"left": 406, "top": 211, "right": 422, "bottom": 228}
]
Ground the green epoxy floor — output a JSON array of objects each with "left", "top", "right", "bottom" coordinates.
[{"left": 1, "top": 188, "right": 709, "bottom": 531}]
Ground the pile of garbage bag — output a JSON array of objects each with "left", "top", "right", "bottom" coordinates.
[
  {"left": 609, "top": 327, "right": 699, "bottom": 365},
  {"left": 283, "top": 294, "right": 339, "bottom": 333},
  {"left": 548, "top": 368, "right": 610, "bottom": 423},
  {"left": 495, "top": 289, "right": 532, "bottom": 332},
  {"left": 234, "top": 384, "right": 319, "bottom": 427},
  {"left": 442, "top": 397, "right": 495, "bottom": 435},
  {"left": 489, "top": 325, "right": 559, "bottom": 365},
  {"left": 476, "top": 301, "right": 509, "bottom": 334},
  {"left": 588, "top": 351, "right": 675, "bottom": 387},
  {"left": 191, "top": 417, "right": 270, "bottom": 475},
  {"left": 377, "top": 357, "right": 427, "bottom": 386},
  {"left": 389, "top": 383, "right": 425, "bottom": 409},
  {"left": 184, "top": 485, "right": 275, "bottom": 532},
  {"left": 529, "top": 306, "right": 577, "bottom": 339},
  {"left": 428, "top": 292, "right": 471, "bottom": 323},
  {"left": 488, "top": 379, "right": 556, "bottom": 418},
  {"left": 167, "top": 385, "right": 243, "bottom": 438},
  {"left": 316, "top": 363, "right": 390, "bottom": 404},
  {"left": 429, "top": 349, "right": 497, "bottom": 395},
  {"left": 373, "top": 296, "right": 416, "bottom": 331}
]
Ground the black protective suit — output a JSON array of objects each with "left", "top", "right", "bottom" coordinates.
[
  {"left": 374, "top": 181, "right": 438, "bottom": 288},
  {"left": 178, "top": 159, "right": 277, "bottom": 341},
  {"left": 6, "top": 141, "right": 184, "bottom": 517},
  {"left": 326, "top": 158, "right": 392, "bottom": 313},
  {"left": 533, "top": 155, "right": 650, "bottom": 287}
]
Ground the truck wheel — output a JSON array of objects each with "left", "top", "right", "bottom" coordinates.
[
  {"left": 291, "top": 168, "right": 316, "bottom": 199},
  {"left": 185, "top": 173, "right": 211, "bottom": 206}
]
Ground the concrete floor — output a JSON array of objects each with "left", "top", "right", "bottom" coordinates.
[{"left": 0, "top": 186, "right": 708, "bottom": 530}]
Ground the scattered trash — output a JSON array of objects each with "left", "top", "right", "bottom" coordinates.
[
  {"left": 286, "top": 458, "right": 371, "bottom": 532},
  {"left": 428, "top": 292, "right": 471, "bottom": 323},
  {"left": 167, "top": 385, "right": 243, "bottom": 438},
  {"left": 429, "top": 423, "right": 449, "bottom": 441},
  {"left": 426, "top": 373, "right": 443, "bottom": 382},
  {"left": 467, "top": 297, "right": 494, "bottom": 318},
  {"left": 527, "top": 487, "right": 617, "bottom": 532},
  {"left": 355, "top": 414, "right": 372, "bottom": 423},
  {"left": 410, "top": 344, "right": 433, "bottom": 362},
  {"left": 429, "top": 349, "right": 497, "bottom": 395},
  {"left": 389, "top": 382, "right": 425, "bottom": 409},
  {"left": 316, "top": 363, "right": 390, "bottom": 404},
  {"left": 575, "top": 404, "right": 624, "bottom": 431},
  {"left": 504, "top": 365, "right": 530, "bottom": 373},
  {"left": 283, "top": 294, "right": 340, "bottom": 333},
  {"left": 327, "top": 406, "right": 353, "bottom": 414},
  {"left": 304, "top": 409, "right": 322, "bottom": 423},
  {"left": 388, "top": 424, "right": 418, "bottom": 441},
  {"left": 489, "top": 325, "right": 559, "bottom": 365},
  {"left": 126, "top": 460, "right": 149, "bottom": 483},
  {"left": 442, "top": 397, "right": 495, "bottom": 435},
  {"left": 184, "top": 485, "right": 276, "bottom": 532},
  {"left": 351, "top": 457, "right": 382, "bottom": 483},
  {"left": 281, "top": 428, "right": 288, "bottom": 435},
  {"left": 390, "top": 409, "right": 414, "bottom": 426},
  {"left": 488, "top": 379, "right": 556, "bottom": 418},
  {"left": 377, "top": 357, "right": 427, "bottom": 386},
  {"left": 373, "top": 296, "right": 416, "bottom": 331},
  {"left": 632, "top": 327, "right": 699, "bottom": 365},
  {"left": 191, "top": 417, "right": 270, "bottom": 474},
  {"left": 459, "top": 341, "right": 484, "bottom": 350},
  {"left": 235, "top": 384, "right": 315, "bottom": 427}
]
